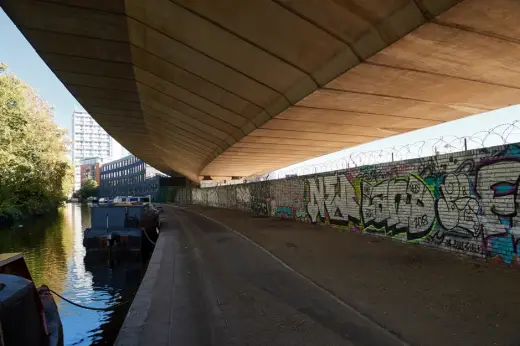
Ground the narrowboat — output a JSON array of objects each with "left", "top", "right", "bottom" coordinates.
[
  {"left": 0, "top": 253, "right": 63, "bottom": 346},
  {"left": 83, "top": 203, "right": 160, "bottom": 252}
]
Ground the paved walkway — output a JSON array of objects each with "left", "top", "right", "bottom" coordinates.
[
  {"left": 116, "top": 205, "right": 407, "bottom": 346},
  {"left": 186, "top": 205, "right": 520, "bottom": 346}
]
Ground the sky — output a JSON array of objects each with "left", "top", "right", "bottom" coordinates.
[
  {"left": 0, "top": 8, "right": 77, "bottom": 132},
  {"left": 0, "top": 8, "right": 128, "bottom": 161},
  {"left": 1, "top": 7, "right": 519, "bottom": 176}
]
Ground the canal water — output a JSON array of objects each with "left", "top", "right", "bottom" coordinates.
[{"left": 0, "top": 204, "right": 148, "bottom": 345}]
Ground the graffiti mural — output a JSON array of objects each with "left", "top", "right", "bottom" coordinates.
[
  {"left": 236, "top": 185, "right": 251, "bottom": 211},
  {"left": 273, "top": 179, "right": 305, "bottom": 220},
  {"left": 250, "top": 181, "right": 273, "bottom": 216},
  {"left": 304, "top": 174, "right": 360, "bottom": 225},
  {"left": 435, "top": 170, "right": 480, "bottom": 238},
  {"left": 474, "top": 152, "right": 520, "bottom": 263},
  {"left": 360, "top": 174, "right": 435, "bottom": 240},
  {"left": 191, "top": 144, "right": 520, "bottom": 265}
]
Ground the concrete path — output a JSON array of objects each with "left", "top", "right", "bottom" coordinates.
[
  {"left": 115, "top": 205, "right": 407, "bottom": 346},
  {"left": 187, "top": 205, "right": 520, "bottom": 346}
]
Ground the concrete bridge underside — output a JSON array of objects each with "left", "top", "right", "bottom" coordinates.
[{"left": 3, "top": 0, "right": 520, "bottom": 182}]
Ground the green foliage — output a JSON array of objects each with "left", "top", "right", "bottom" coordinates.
[
  {"left": 0, "top": 64, "right": 73, "bottom": 222},
  {"left": 78, "top": 178, "right": 98, "bottom": 201}
]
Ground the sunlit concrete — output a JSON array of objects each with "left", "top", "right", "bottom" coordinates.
[{"left": 3, "top": 0, "right": 519, "bottom": 181}]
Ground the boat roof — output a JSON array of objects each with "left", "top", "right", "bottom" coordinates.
[
  {"left": 0, "top": 253, "right": 23, "bottom": 268},
  {"left": 92, "top": 202, "right": 145, "bottom": 207},
  {"left": 91, "top": 205, "right": 143, "bottom": 229}
]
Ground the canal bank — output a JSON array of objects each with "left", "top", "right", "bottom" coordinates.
[
  {"left": 0, "top": 205, "right": 61, "bottom": 229},
  {"left": 115, "top": 205, "right": 221, "bottom": 345},
  {"left": 115, "top": 205, "right": 406, "bottom": 346},
  {"left": 0, "top": 204, "right": 148, "bottom": 345},
  {"left": 116, "top": 204, "right": 520, "bottom": 346}
]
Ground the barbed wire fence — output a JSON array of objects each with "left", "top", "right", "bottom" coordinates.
[{"left": 205, "top": 120, "right": 520, "bottom": 187}]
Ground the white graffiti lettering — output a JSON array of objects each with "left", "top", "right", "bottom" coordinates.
[
  {"left": 362, "top": 175, "right": 434, "bottom": 239},
  {"left": 306, "top": 175, "right": 359, "bottom": 223},
  {"left": 436, "top": 173, "right": 480, "bottom": 237}
]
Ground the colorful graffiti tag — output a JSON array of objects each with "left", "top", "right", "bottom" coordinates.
[{"left": 192, "top": 144, "right": 520, "bottom": 264}]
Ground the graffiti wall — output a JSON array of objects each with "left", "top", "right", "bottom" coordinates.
[{"left": 192, "top": 144, "right": 520, "bottom": 264}]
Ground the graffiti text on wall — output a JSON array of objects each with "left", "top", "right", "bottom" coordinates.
[{"left": 192, "top": 144, "right": 520, "bottom": 265}]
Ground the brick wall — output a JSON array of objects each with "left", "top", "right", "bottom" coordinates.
[{"left": 192, "top": 143, "right": 520, "bottom": 265}]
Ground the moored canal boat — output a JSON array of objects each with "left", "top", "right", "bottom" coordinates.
[
  {"left": 83, "top": 202, "right": 160, "bottom": 252},
  {"left": 0, "top": 253, "right": 63, "bottom": 346}
]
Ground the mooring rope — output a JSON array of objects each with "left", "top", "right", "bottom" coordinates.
[
  {"left": 141, "top": 228, "right": 157, "bottom": 245},
  {"left": 48, "top": 289, "right": 132, "bottom": 311}
]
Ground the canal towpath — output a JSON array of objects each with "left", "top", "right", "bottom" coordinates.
[{"left": 117, "top": 204, "right": 520, "bottom": 346}]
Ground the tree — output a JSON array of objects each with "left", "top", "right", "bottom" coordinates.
[
  {"left": 0, "top": 63, "right": 73, "bottom": 222},
  {"left": 78, "top": 178, "right": 98, "bottom": 201}
]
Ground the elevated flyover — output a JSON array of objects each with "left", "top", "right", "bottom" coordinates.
[{"left": 3, "top": 0, "right": 520, "bottom": 181}]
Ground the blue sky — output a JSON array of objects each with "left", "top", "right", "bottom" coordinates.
[
  {"left": 0, "top": 8, "right": 129, "bottom": 160},
  {"left": 1, "top": 7, "right": 519, "bottom": 175},
  {"left": 0, "top": 8, "right": 79, "bottom": 133}
]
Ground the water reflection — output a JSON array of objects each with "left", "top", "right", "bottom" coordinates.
[{"left": 0, "top": 204, "right": 147, "bottom": 345}]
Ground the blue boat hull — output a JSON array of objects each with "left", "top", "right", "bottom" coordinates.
[{"left": 83, "top": 228, "right": 142, "bottom": 252}]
